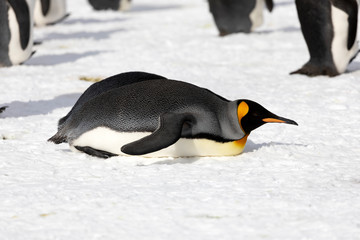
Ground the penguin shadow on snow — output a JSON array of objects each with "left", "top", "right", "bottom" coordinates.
[
  {"left": 130, "top": 4, "right": 182, "bottom": 12},
  {"left": 346, "top": 60, "right": 360, "bottom": 74},
  {"left": 255, "top": 26, "right": 300, "bottom": 35},
  {"left": 148, "top": 140, "right": 302, "bottom": 165},
  {"left": 25, "top": 51, "right": 103, "bottom": 66},
  {"left": 62, "top": 17, "right": 127, "bottom": 25},
  {"left": 274, "top": 0, "right": 294, "bottom": 7},
  {"left": 25, "top": 26, "right": 124, "bottom": 66},
  {"left": 39, "top": 28, "right": 126, "bottom": 42},
  {"left": 244, "top": 140, "right": 307, "bottom": 153},
  {"left": 1, "top": 93, "right": 81, "bottom": 118},
  {"left": 150, "top": 156, "right": 201, "bottom": 165}
]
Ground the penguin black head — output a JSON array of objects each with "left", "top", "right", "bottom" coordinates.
[{"left": 237, "top": 100, "right": 298, "bottom": 134}]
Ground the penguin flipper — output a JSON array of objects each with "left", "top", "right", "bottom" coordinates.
[
  {"left": 121, "top": 112, "right": 195, "bottom": 155},
  {"left": 346, "top": 1, "right": 358, "bottom": 50},
  {"left": 265, "top": 0, "right": 274, "bottom": 12},
  {"left": 75, "top": 146, "right": 117, "bottom": 159}
]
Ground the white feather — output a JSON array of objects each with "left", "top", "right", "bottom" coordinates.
[
  {"left": 249, "top": 0, "right": 265, "bottom": 31},
  {"left": 8, "top": 0, "right": 34, "bottom": 65},
  {"left": 119, "top": 0, "right": 131, "bottom": 11},
  {"left": 331, "top": 4, "right": 359, "bottom": 73},
  {"left": 71, "top": 127, "right": 247, "bottom": 158},
  {"left": 34, "top": 0, "right": 67, "bottom": 26}
]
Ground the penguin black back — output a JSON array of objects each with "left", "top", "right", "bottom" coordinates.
[{"left": 58, "top": 72, "right": 167, "bottom": 130}]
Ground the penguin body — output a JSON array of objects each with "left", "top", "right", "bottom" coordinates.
[
  {"left": 49, "top": 72, "right": 297, "bottom": 158},
  {"left": 34, "top": 0, "right": 68, "bottom": 26},
  {"left": 0, "top": 0, "right": 34, "bottom": 67},
  {"left": 292, "top": 0, "right": 359, "bottom": 77},
  {"left": 208, "top": 0, "right": 274, "bottom": 36},
  {"left": 88, "top": 0, "right": 132, "bottom": 11}
]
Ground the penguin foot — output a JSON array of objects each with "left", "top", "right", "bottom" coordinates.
[
  {"left": 290, "top": 63, "right": 339, "bottom": 77},
  {"left": 0, "top": 106, "right": 8, "bottom": 113},
  {"left": 74, "top": 146, "right": 117, "bottom": 159}
]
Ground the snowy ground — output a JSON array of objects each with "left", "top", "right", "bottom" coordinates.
[{"left": 1, "top": 0, "right": 360, "bottom": 239}]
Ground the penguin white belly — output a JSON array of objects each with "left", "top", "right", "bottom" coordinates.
[
  {"left": 71, "top": 127, "right": 247, "bottom": 158},
  {"left": 34, "top": 0, "right": 66, "bottom": 26},
  {"left": 331, "top": 5, "right": 359, "bottom": 73},
  {"left": 249, "top": 0, "right": 265, "bottom": 31},
  {"left": 8, "top": 7, "right": 27, "bottom": 65}
]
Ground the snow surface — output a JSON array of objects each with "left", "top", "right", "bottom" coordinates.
[{"left": 1, "top": 0, "right": 360, "bottom": 239}]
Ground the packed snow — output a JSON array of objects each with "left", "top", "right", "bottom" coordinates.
[{"left": 1, "top": 0, "right": 360, "bottom": 239}]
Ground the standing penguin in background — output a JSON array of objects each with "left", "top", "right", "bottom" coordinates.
[
  {"left": 0, "top": 0, "right": 35, "bottom": 67},
  {"left": 88, "top": 0, "right": 132, "bottom": 11},
  {"left": 48, "top": 71, "right": 298, "bottom": 159},
  {"left": 33, "top": 0, "right": 69, "bottom": 26},
  {"left": 291, "top": 0, "right": 359, "bottom": 77},
  {"left": 208, "top": 0, "right": 274, "bottom": 36}
]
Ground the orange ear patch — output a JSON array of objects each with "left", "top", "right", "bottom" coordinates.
[{"left": 237, "top": 101, "right": 249, "bottom": 121}]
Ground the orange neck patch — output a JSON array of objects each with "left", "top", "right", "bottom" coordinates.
[{"left": 234, "top": 134, "right": 249, "bottom": 153}]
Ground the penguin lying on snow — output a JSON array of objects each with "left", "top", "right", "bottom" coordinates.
[
  {"left": 0, "top": 0, "right": 34, "bottom": 67},
  {"left": 208, "top": 0, "right": 274, "bottom": 36},
  {"left": 49, "top": 72, "right": 298, "bottom": 158},
  {"left": 292, "top": 0, "right": 359, "bottom": 77}
]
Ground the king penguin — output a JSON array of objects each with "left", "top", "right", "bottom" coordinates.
[
  {"left": 88, "top": 0, "right": 132, "bottom": 11},
  {"left": 33, "top": 0, "right": 69, "bottom": 26},
  {"left": 291, "top": 0, "right": 359, "bottom": 77},
  {"left": 208, "top": 0, "right": 274, "bottom": 36},
  {"left": 48, "top": 72, "right": 298, "bottom": 158},
  {"left": 0, "top": 0, "right": 35, "bottom": 67}
]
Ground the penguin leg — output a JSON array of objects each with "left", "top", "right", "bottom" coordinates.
[
  {"left": 75, "top": 146, "right": 118, "bottom": 159},
  {"left": 121, "top": 112, "right": 195, "bottom": 156}
]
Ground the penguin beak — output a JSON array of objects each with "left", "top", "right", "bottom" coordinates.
[{"left": 262, "top": 116, "right": 298, "bottom": 125}]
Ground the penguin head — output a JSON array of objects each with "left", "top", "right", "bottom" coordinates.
[{"left": 237, "top": 100, "right": 298, "bottom": 134}]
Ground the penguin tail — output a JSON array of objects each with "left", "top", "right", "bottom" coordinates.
[{"left": 48, "top": 131, "right": 67, "bottom": 144}]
